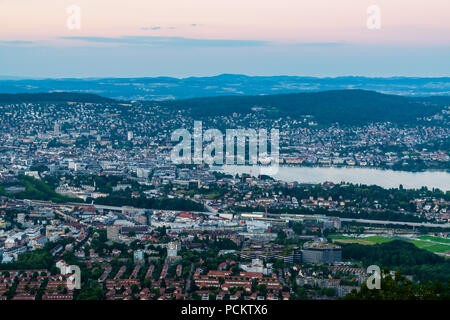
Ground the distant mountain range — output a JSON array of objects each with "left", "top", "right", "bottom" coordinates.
[
  {"left": 0, "top": 74, "right": 450, "bottom": 101},
  {"left": 2, "top": 89, "right": 449, "bottom": 126}
]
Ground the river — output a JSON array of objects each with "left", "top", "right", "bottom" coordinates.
[{"left": 212, "top": 165, "right": 450, "bottom": 191}]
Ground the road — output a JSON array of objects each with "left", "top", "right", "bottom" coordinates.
[{"left": 340, "top": 218, "right": 450, "bottom": 228}]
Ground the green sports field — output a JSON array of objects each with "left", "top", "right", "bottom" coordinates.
[
  {"left": 417, "top": 236, "right": 450, "bottom": 244},
  {"left": 329, "top": 234, "right": 450, "bottom": 254}
]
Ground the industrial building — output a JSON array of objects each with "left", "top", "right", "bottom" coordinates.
[{"left": 301, "top": 241, "right": 342, "bottom": 264}]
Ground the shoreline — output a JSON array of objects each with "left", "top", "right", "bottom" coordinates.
[{"left": 211, "top": 165, "right": 450, "bottom": 191}]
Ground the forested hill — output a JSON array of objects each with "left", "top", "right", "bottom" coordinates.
[
  {"left": 154, "top": 89, "right": 449, "bottom": 125},
  {"left": 342, "top": 240, "right": 450, "bottom": 283},
  {"left": 1, "top": 90, "right": 449, "bottom": 125},
  {"left": 0, "top": 92, "right": 115, "bottom": 104}
]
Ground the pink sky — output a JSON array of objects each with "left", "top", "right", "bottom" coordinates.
[
  {"left": 1, "top": 0, "right": 450, "bottom": 45},
  {"left": 1, "top": 0, "right": 449, "bottom": 77}
]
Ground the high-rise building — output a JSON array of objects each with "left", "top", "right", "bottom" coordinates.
[
  {"left": 127, "top": 131, "right": 133, "bottom": 141},
  {"left": 166, "top": 242, "right": 181, "bottom": 264},
  {"left": 134, "top": 250, "right": 145, "bottom": 264},
  {"left": 17, "top": 213, "right": 26, "bottom": 225},
  {"left": 136, "top": 168, "right": 149, "bottom": 179},
  {"left": 106, "top": 226, "right": 119, "bottom": 241},
  {"left": 167, "top": 242, "right": 178, "bottom": 257}
]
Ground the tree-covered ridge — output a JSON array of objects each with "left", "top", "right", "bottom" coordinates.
[
  {"left": 94, "top": 193, "right": 205, "bottom": 211},
  {"left": 155, "top": 89, "right": 448, "bottom": 125},
  {"left": 0, "top": 92, "right": 115, "bottom": 103},
  {"left": 2, "top": 90, "right": 448, "bottom": 125}
]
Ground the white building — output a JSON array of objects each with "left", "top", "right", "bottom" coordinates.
[
  {"left": 56, "top": 260, "right": 72, "bottom": 274},
  {"left": 127, "top": 131, "right": 134, "bottom": 141},
  {"left": 167, "top": 242, "right": 178, "bottom": 257},
  {"left": 239, "top": 259, "right": 272, "bottom": 275}
]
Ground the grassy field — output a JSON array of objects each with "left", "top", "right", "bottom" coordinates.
[
  {"left": 329, "top": 236, "right": 375, "bottom": 245},
  {"left": 329, "top": 234, "right": 450, "bottom": 254},
  {"left": 363, "top": 236, "right": 394, "bottom": 244},
  {"left": 417, "top": 236, "right": 450, "bottom": 244},
  {"left": 408, "top": 240, "right": 450, "bottom": 253},
  {"left": 328, "top": 235, "right": 391, "bottom": 245}
]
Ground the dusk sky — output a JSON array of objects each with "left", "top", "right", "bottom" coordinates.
[{"left": 1, "top": 0, "right": 450, "bottom": 78}]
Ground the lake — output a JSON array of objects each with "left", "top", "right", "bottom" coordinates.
[{"left": 212, "top": 165, "right": 450, "bottom": 191}]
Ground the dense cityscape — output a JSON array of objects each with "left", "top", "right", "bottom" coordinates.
[
  {"left": 2, "top": 2, "right": 450, "bottom": 318},
  {"left": 0, "top": 95, "right": 449, "bottom": 301}
]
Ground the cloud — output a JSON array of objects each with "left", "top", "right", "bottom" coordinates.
[
  {"left": 141, "top": 26, "right": 161, "bottom": 31},
  {"left": 141, "top": 24, "right": 201, "bottom": 31},
  {"left": 60, "top": 36, "right": 270, "bottom": 48},
  {"left": 292, "top": 41, "right": 349, "bottom": 47},
  {"left": 0, "top": 40, "right": 33, "bottom": 45}
]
